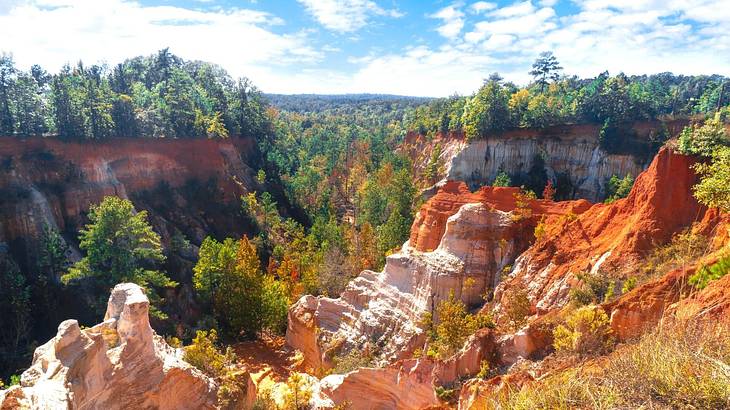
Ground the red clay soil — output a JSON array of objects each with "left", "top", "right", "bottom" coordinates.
[{"left": 0, "top": 136, "right": 255, "bottom": 198}]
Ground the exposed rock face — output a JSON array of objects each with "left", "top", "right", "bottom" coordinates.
[
  {"left": 313, "top": 330, "right": 497, "bottom": 410},
  {"left": 0, "top": 283, "right": 217, "bottom": 409},
  {"left": 494, "top": 148, "right": 706, "bottom": 315},
  {"left": 287, "top": 180, "right": 583, "bottom": 371},
  {"left": 288, "top": 198, "right": 527, "bottom": 370},
  {"left": 445, "top": 130, "right": 647, "bottom": 201}
]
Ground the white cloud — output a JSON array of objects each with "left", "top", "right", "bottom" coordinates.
[
  {"left": 470, "top": 1, "right": 497, "bottom": 13},
  {"left": 296, "top": 0, "right": 402, "bottom": 33},
  {"left": 1, "top": 0, "right": 729, "bottom": 96},
  {"left": 430, "top": 4, "right": 465, "bottom": 39},
  {"left": 0, "top": 0, "right": 324, "bottom": 91}
]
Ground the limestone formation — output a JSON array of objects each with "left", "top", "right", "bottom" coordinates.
[{"left": 0, "top": 283, "right": 217, "bottom": 409}]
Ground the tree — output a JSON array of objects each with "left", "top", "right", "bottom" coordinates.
[
  {"left": 462, "top": 75, "right": 510, "bottom": 140},
  {"left": 529, "top": 51, "right": 563, "bottom": 93},
  {"left": 38, "top": 224, "right": 69, "bottom": 282},
  {"left": 543, "top": 180, "right": 556, "bottom": 201},
  {"left": 0, "top": 54, "right": 16, "bottom": 135},
  {"left": 678, "top": 113, "right": 729, "bottom": 157},
  {"left": 605, "top": 174, "right": 634, "bottom": 203},
  {"left": 0, "top": 253, "right": 31, "bottom": 377},
  {"left": 193, "top": 236, "right": 288, "bottom": 339},
  {"left": 693, "top": 146, "right": 730, "bottom": 212},
  {"left": 493, "top": 170, "right": 511, "bottom": 187},
  {"left": 62, "top": 196, "right": 174, "bottom": 315}
]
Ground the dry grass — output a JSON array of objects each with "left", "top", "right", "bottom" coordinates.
[{"left": 491, "top": 321, "right": 730, "bottom": 409}]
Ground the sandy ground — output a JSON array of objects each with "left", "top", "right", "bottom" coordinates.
[{"left": 233, "top": 335, "right": 300, "bottom": 393}]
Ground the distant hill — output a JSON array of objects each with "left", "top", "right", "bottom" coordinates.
[{"left": 264, "top": 93, "right": 434, "bottom": 113}]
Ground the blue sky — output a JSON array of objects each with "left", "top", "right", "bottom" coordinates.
[{"left": 0, "top": 0, "right": 729, "bottom": 96}]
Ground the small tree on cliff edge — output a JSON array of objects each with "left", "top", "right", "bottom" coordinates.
[{"left": 62, "top": 196, "right": 176, "bottom": 317}]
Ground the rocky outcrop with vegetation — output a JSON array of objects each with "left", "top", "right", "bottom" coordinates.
[{"left": 0, "top": 283, "right": 218, "bottom": 409}]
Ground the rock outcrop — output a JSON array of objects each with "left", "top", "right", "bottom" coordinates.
[{"left": 0, "top": 283, "right": 218, "bottom": 409}]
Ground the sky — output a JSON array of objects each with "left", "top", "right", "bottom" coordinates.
[{"left": 0, "top": 0, "right": 729, "bottom": 96}]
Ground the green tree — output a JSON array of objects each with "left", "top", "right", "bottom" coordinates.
[
  {"left": 605, "top": 174, "right": 634, "bottom": 203},
  {"left": 462, "top": 74, "right": 510, "bottom": 140},
  {"left": 529, "top": 51, "right": 563, "bottom": 93},
  {"left": 193, "top": 236, "right": 288, "bottom": 339},
  {"left": 0, "top": 253, "right": 31, "bottom": 375},
  {"left": 0, "top": 54, "right": 16, "bottom": 135},
  {"left": 38, "top": 224, "right": 69, "bottom": 281},
  {"left": 693, "top": 146, "right": 730, "bottom": 212},
  {"left": 677, "top": 113, "right": 729, "bottom": 157},
  {"left": 493, "top": 170, "right": 511, "bottom": 187},
  {"left": 62, "top": 196, "right": 174, "bottom": 315}
]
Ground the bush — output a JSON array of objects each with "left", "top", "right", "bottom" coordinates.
[
  {"left": 332, "top": 347, "right": 374, "bottom": 374},
  {"left": 568, "top": 272, "right": 610, "bottom": 306},
  {"left": 283, "top": 373, "right": 313, "bottom": 410},
  {"left": 690, "top": 254, "right": 730, "bottom": 289},
  {"left": 642, "top": 229, "right": 708, "bottom": 280},
  {"left": 183, "top": 329, "right": 235, "bottom": 378},
  {"left": 429, "top": 292, "right": 495, "bottom": 359},
  {"left": 553, "top": 305, "right": 613, "bottom": 356},
  {"left": 677, "top": 112, "right": 729, "bottom": 157},
  {"left": 183, "top": 330, "right": 249, "bottom": 409},
  {"left": 503, "top": 285, "right": 531, "bottom": 329},
  {"left": 604, "top": 174, "right": 633, "bottom": 203},
  {"left": 693, "top": 146, "right": 730, "bottom": 212}
]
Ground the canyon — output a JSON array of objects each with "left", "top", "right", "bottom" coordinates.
[
  {"left": 287, "top": 146, "right": 730, "bottom": 409},
  {"left": 1, "top": 131, "right": 728, "bottom": 409}
]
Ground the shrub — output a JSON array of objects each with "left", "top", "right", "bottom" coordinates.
[
  {"left": 642, "top": 229, "right": 708, "bottom": 280},
  {"left": 434, "top": 385, "right": 458, "bottom": 403},
  {"left": 332, "top": 346, "right": 374, "bottom": 374},
  {"left": 690, "top": 254, "right": 730, "bottom": 289},
  {"left": 553, "top": 305, "right": 613, "bottom": 356},
  {"left": 568, "top": 272, "right": 610, "bottom": 306},
  {"left": 183, "top": 329, "right": 235, "bottom": 378},
  {"left": 183, "top": 329, "right": 249, "bottom": 409},
  {"left": 693, "top": 146, "right": 730, "bottom": 212},
  {"left": 493, "top": 170, "right": 511, "bottom": 187},
  {"left": 621, "top": 277, "right": 637, "bottom": 294},
  {"left": 283, "top": 373, "right": 313, "bottom": 410},
  {"left": 503, "top": 285, "right": 531, "bottom": 329},
  {"left": 677, "top": 112, "right": 729, "bottom": 157},
  {"left": 604, "top": 174, "right": 633, "bottom": 203},
  {"left": 425, "top": 292, "right": 495, "bottom": 359}
]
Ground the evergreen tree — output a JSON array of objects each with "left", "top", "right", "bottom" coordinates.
[
  {"left": 63, "top": 196, "right": 175, "bottom": 316},
  {"left": 529, "top": 51, "right": 563, "bottom": 93},
  {"left": 0, "top": 54, "right": 15, "bottom": 135}
]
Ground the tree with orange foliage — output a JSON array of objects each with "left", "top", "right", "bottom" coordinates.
[{"left": 543, "top": 180, "right": 556, "bottom": 201}]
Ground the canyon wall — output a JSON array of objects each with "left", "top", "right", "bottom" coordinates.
[
  {"left": 0, "top": 136, "right": 261, "bottom": 268},
  {"left": 404, "top": 123, "right": 685, "bottom": 201}
]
